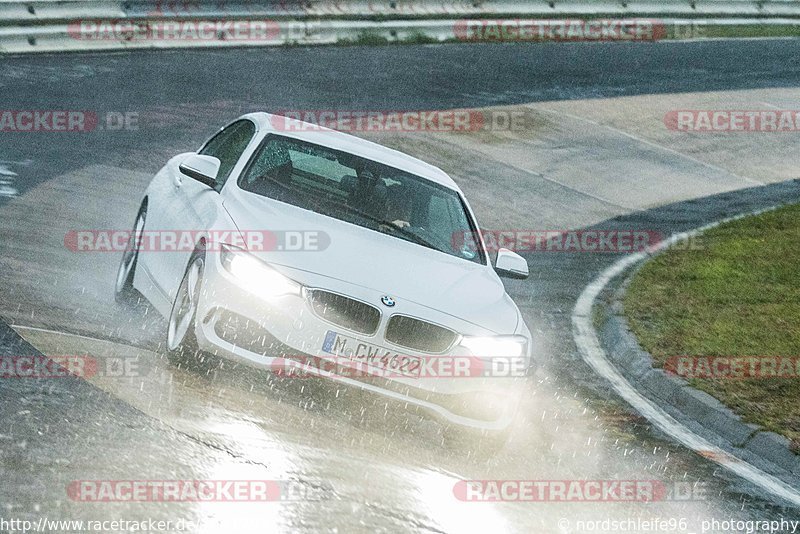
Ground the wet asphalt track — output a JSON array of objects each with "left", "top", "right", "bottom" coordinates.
[{"left": 1, "top": 40, "right": 799, "bottom": 532}]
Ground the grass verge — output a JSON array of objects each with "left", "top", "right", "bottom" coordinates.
[{"left": 624, "top": 203, "right": 800, "bottom": 450}]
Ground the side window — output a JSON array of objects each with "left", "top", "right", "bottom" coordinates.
[{"left": 199, "top": 120, "right": 256, "bottom": 189}]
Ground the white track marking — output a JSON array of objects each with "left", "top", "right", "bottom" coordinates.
[
  {"left": 0, "top": 163, "right": 19, "bottom": 197},
  {"left": 0, "top": 165, "right": 17, "bottom": 177},
  {"left": 11, "top": 324, "right": 142, "bottom": 348},
  {"left": 571, "top": 205, "right": 800, "bottom": 508}
]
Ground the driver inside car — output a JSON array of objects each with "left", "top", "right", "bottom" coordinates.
[{"left": 385, "top": 188, "right": 414, "bottom": 229}]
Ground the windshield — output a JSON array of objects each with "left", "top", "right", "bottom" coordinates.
[{"left": 238, "top": 134, "right": 485, "bottom": 264}]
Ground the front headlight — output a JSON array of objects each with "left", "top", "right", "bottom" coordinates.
[
  {"left": 220, "top": 244, "right": 302, "bottom": 299},
  {"left": 459, "top": 335, "right": 528, "bottom": 359}
]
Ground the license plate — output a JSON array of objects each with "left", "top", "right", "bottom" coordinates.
[{"left": 321, "top": 330, "right": 421, "bottom": 377}]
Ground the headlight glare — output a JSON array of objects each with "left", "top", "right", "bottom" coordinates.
[
  {"left": 221, "top": 244, "right": 301, "bottom": 298},
  {"left": 459, "top": 335, "right": 527, "bottom": 359}
]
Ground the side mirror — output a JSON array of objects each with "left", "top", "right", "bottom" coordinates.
[
  {"left": 495, "top": 248, "right": 529, "bottom": 279},
  {"left": 179, "top": 154, "right": 221, "bottom": 188}
]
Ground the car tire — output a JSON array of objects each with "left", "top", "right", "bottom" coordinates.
[
  {"left": 114, "top": 203, "right": 147, "bottom": 304},
  {"left": 165, "top": 250, "right": 205, "bottom": 366}
]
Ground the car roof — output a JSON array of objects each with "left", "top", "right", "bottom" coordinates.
[{"left": 242, "top": 112, "right": 461, "bottom": 191}]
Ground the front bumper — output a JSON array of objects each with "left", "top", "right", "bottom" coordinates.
[{"left": 193, "top": 250, "right": 530, "bottom": 431}]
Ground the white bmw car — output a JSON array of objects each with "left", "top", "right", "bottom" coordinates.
[{"left": 115, "top": 113, "right": 532, "bottom": 432}]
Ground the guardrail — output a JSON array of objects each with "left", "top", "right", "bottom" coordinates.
[
  {"left": 5, "top": 1, "right": 800, "bottom": 20},
  {"left": 1, "top": 1, "right": 799, "bottom": 53}
]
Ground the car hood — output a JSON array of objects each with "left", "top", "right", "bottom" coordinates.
[{"left": 222, "top": 189, "right": 520, "bottom": 334}]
